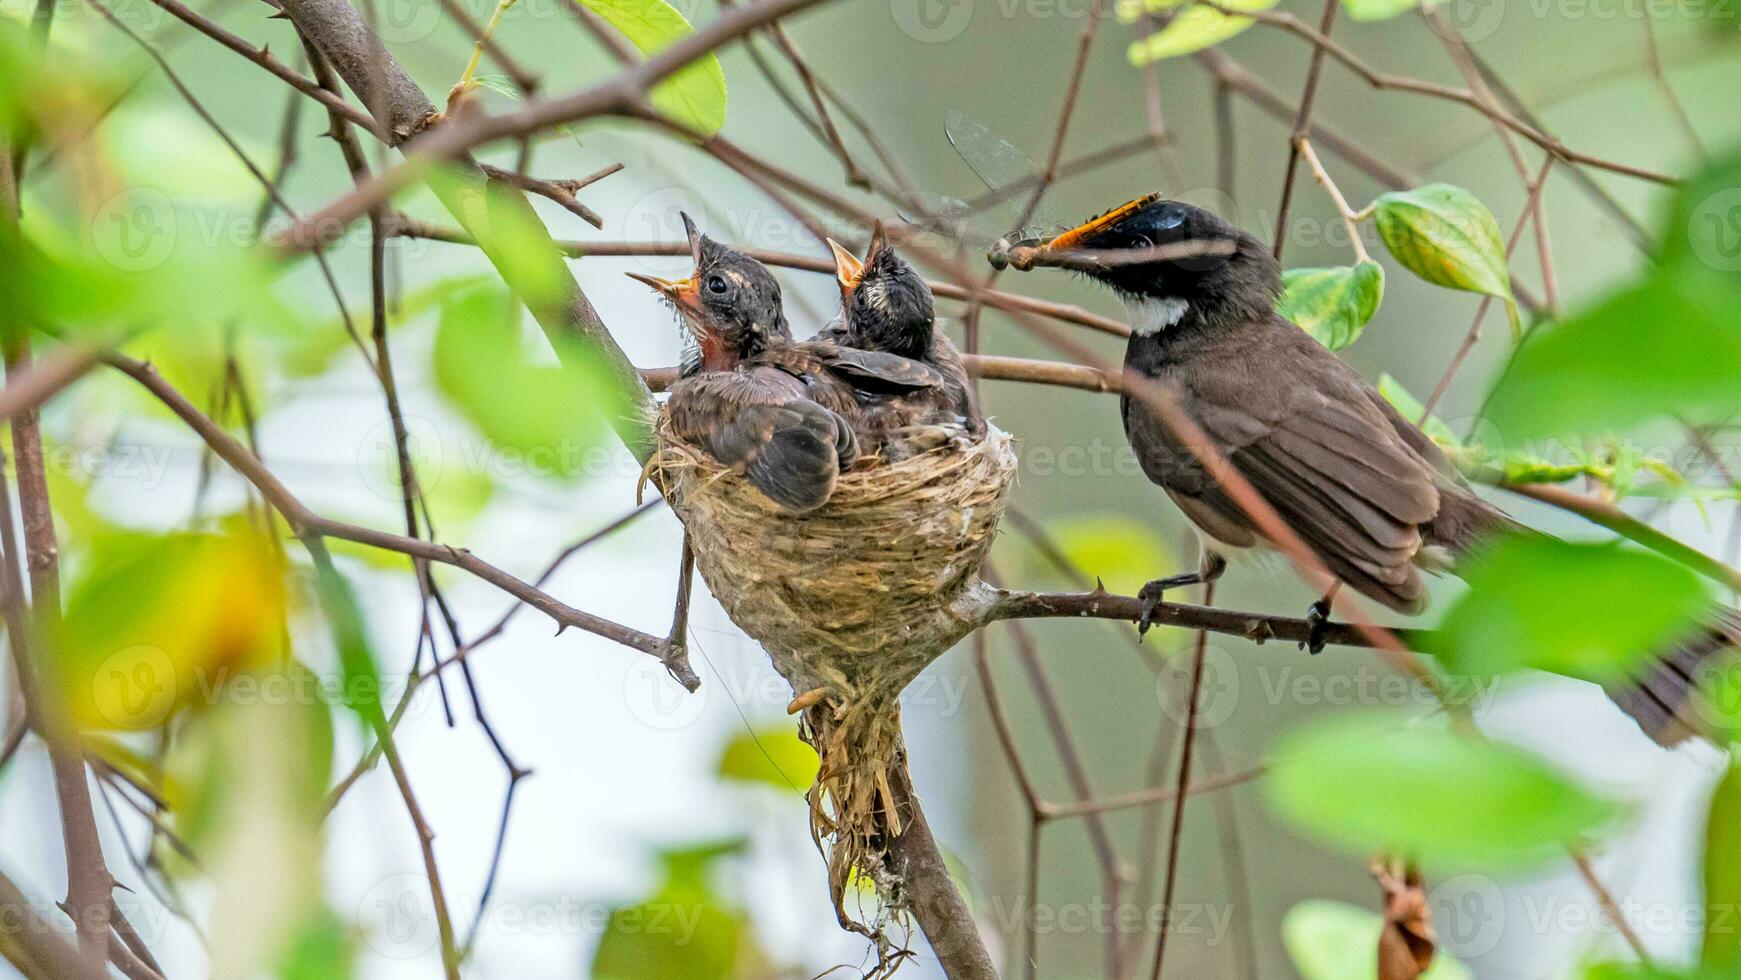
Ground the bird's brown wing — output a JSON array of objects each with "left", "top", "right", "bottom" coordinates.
[
  {"left": 1133, "top": 317, "right": 1442, "bottom": 611},
  {"left": 667, "top": 367, "right": 857, "bottom": 513},
  {"left": 798, "top": 341, "right": 947, "bottom": 394}
]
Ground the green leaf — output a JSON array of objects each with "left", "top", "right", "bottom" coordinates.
[
  {"left": 166, "top": 669, "right": 333, "bottom": 978},
  {"left": 58, "top": 528, "right": 289, "bottom": 731},
  {"left": 278, "top": 905, "right": 355, "bottom": 980},
  {"left": 1423, "top": 536, "right": 1712, "bottom": 683},
  {"left": 4, "top": 198, "right": 298, "bottom": 340},
  {"left": 717, "top": 726, "right": 819, "bottom": 791},
  {"left": 574, "top": 0, "right": 727, "bottom": 135},
  {"left": 1015, "top": 513, "right": 1173, "bottom": 596},
  {"left": 1704, "top": 760, "right": 1741, "bottom": 969},
  {"left": 1339, "top": 0, "right": 1419, "bottom": 20},
  {"left": 1585, "top": 966, "right": 1709, "bottom": 980},
  {"left": 1123, "top": 0, "right": 1279, "bottom": 62},
  {"left": 1373, "top": 184, "right": 1518, "bottom": 335},
  {"left": 433, "top": 285, "right": 627, "bottom": 482},
  {"left": 1659, "top": 151, "right": 1741, "bottom": 278},
  {"left": 433, "top": 283, "right": 626, "bottom": 483},
  {"left": 472, "top": 74, "right": 523, "bottom": 100},
  {"left": 1283, "top": 899, "right": 1470, "bottom": 980},
  {"left": 1277, "top": 261, "right": 1385, "bottom": 350},
  {"left": 310, "top": 556, "right": 387, "bottom": 727},
  {"left": 658, "top": 839, "right": 748, "bottom": 892},
  {"left": 591, "top": 887, "right": 742, "bottom": 980},
  {"left": 428, "top": 169, "right": 568, "bottom": 309},
  {"left": 1266, "top": 712, "right": 1621, "bottom": 870},
  {"left": 278, "top": 274, "right": 491, "bottom": 378},
  {"left": 1484, "top": 264, "right": 1741, "bottom": 441}
]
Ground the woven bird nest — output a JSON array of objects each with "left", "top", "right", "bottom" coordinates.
[{"left": 648, "top": 411, "right": 1017, "bottom": 948}]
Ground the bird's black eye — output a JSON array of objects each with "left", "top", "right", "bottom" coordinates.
[{"left": 705, "top": 275, "right": 728, "bottom": 295}]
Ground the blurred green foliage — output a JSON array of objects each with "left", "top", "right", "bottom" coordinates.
[
  {"left": 590, "top": 840, "right": 768, "bottom": 980},
  {"left": 1423, "top": 536, "right": 1713, "bottom": 683},
  {"left": 1487, "top": 153, "right": 1741, "bottom": 440},
  {"left": 57, "top": 527, "right": 288, "bottom": 731},
  {"left": 1283, "top": 900, "right": 1469, "bottom": 980},
  {"left": 1266, "top": 712, "right": 1620, "bottom": 870},
  {"left": 717, "top": 725, "right": 820, "bottom": 791},
  {"left": 1122, "top": 0, "right": 1279, "bottom": 63},
  {"left": 434, "top": 283, "right": 631, "bottom": 481},
  {"left": 1012, "top": 512, "right": 1173, "bottom": 597},
  {"left": 1703, "top": 760, "right": 1741, "bottom": 971}
]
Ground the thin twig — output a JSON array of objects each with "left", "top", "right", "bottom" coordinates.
[
  {"left": 1148, "top": 580, "right": 1213, "bottom": 980},
  {"left": 1270, "top": 0, "right": 1339, "bottom": 261}
]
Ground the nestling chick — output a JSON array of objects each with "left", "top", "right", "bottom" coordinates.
[
  {"left": 826, "top": 224, "right": 982, "bottom": 437},
  {"left": 630, "top": 215, "right": 943, "bottom": 510}
]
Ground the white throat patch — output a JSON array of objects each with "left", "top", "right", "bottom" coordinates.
[{"left": 1123, "top": 296, "right": 1189, "bottom": 336}]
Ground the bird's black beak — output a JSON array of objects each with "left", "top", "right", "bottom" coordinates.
[{"left": 990, "top": 192, "right": 1163, "bottom": 271}]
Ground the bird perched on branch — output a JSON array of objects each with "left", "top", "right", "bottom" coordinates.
[
  {"left": 630, "top": 214, "right": 944, "bottom": 512},
  {"left": 997, "top": 193, "right": 1739, "bottom": 745},
  {"left": 824, "top": 224, "right": 982, "bottom": 437}
]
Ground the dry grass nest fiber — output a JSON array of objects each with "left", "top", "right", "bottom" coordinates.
[{"left": 649, "top": 412, "right": 1018, "bottom": 697}]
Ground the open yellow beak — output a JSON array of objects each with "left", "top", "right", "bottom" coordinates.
[
  {"left": 826, "top": 238, "right": 863, "bottom": 291},
  {"left": 625, "top": 272, "right": 702, "bottom": 314}
]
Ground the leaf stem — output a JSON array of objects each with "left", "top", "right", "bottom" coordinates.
[
  {"left": 1296, "top": 136, "right": 1372, "bottom": 265},
  {"left": 455, "top": 0, "right": 520, "bottom": 101}
]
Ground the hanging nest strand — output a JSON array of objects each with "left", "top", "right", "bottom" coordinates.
[{"left": 648, "top": 410, "right": 1017, "bottom": 951}]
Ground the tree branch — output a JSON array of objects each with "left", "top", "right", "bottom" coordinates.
[
  {"left": 273, "top": 0, "right": 659, "bottom": 459},
  {"left": 639, "top": 354, "right": 1118, "bottom": 396},
  {"left": 980, "top": 587, "right": 1424, "bottom": 650},
  {"left": 888, "top": 753, "right": 1000, "bottom": 980},
  {"left": 104, "top": 355, "right": 696, "bottom": 687}
]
